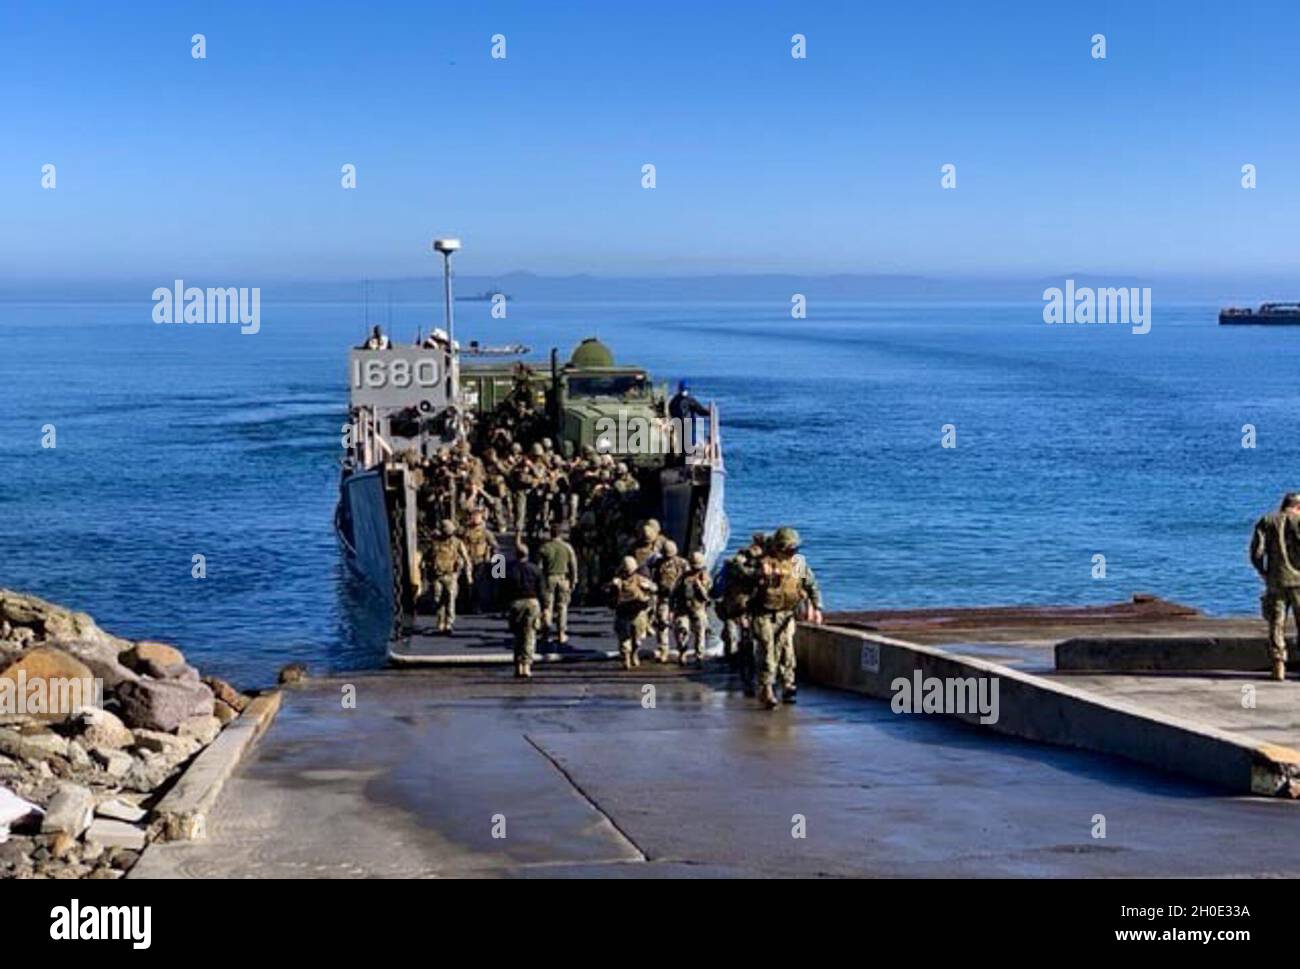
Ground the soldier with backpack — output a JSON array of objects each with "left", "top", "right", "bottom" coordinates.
[
  {"left": 715, "top": 540, "right": 760, "bottom": 694},
  {"left": 750, "top": 527, "right": 823, "bottom": 709},
  {"left": 608, "top": 556, "right": 657, "bottom": 670},
  {"left": 652, "top": 540, "right": 689, "bottom": 662},
  {"left": 426, "top": 518, "right": 473, "bottom": 634},
  {"left": 672, "top": 551, "right": 713, "bottom": 665}
]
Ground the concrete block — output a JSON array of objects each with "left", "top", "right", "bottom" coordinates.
[{"left": 1055, "top": 636, "right": 1277, "bottom": 672}]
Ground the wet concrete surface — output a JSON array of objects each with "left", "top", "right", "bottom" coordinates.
[{"left": 132, "top": 661, "right": 1300, "bottom": 878}]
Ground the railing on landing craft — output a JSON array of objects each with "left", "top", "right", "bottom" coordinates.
[
  {"left": 684, "top": 403, "right": 723, "bottom": 467},
  {"left": 353, "top": 406, "right": 395, "bottom": 469}
]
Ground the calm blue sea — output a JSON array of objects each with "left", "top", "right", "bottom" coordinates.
[{"left": 0, "top": 299, "right": 1292, "bottom": 685}]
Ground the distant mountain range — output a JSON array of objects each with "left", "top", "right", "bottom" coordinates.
[{"left": 0, "top": 271, "right": 1293, "bottom": 304}]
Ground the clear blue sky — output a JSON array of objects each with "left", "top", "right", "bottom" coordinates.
[{"left": 2, "top": 1, "right": 1297, "bottom": 281}]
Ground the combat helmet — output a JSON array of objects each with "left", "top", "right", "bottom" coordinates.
[
  {"left": 530, "top": 443, "right": 545, "bottom": 458},
  {"left": 620, "top": 555, "right": 638, "bottom": 574},
  {"left": 662, "top": 539, "right": 678, "bottom": 557},
  {"left": 689, "top": 551, "right": 706, "bottom": 568},
  {"left": 440, "top": 518, "right": 457, "bottom": 536},
  {"left": 771, "top": 526, "right": 800, "bottom": 552}
]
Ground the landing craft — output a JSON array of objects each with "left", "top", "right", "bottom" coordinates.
[{"left": 335, "top": 241, "right": 728, "bottom": 648}]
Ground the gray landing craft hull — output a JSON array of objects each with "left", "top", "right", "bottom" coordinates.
[
  {"left": 337, "top": 469, "right": 394, "bottom": 606},
  {"left": 654, "top": 463, "right": 729, "bottom": 574}
]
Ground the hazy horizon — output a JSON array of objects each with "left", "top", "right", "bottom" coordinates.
[{"left": 0, "top": 269, "right": 1292, "bottom": 307}]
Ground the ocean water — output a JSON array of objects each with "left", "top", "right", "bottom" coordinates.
[{"left": 1, "top": 298, "right": 1294, "bottom": 686}]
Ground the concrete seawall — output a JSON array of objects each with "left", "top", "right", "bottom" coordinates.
[{"left": 796, "top": 623, "right": 1300, "bottom": 797}]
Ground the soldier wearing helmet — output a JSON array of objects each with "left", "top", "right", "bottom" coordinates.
[
  {"left": 458, "top": 509, "right": 499, "bottom": 614},
  {"left": 510, "top": 444, "right": 546, "bottom": 536},
  {"left": 613, "top": 462, "right": 640, "bottom": 497},
  {"left": 607, "top": 555, "right": 657, "bottom": 669},
  {"left": 626, "top": 518, "right": 668, "bottom": 572},
  {"left": 749, "top": 526, "right": 822, "bottom": 709},
  {"left": 425, "top": 518, "right": 474, "bottom": 634},
  {"left": 651, "top": 539, "right": 689, "bottom": 662},
  {"left": 672, "top": 550, "right": 713, "bottom": 666},
  {"left": 716, "top": 543, "right": 759, "bottom": 694}
]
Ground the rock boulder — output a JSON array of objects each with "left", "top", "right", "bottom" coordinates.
[
  {"left": 0, "top": 590, "right": 128, "bottom": 649},
  {"left": 114, "top": 678, "right": 214, "bottom": 733},
  {"left": 0, "top": 648, "right": 96, "bottom": 722},
  {"left": 47, "top": 637, "right": 137, "bottom": 690},
  {"left": 76, "top": 708, "right": 133, "bottom": 750},
  {"left": 203, "top": 676, "right": 250, "bottom": 713},
  {"left": 40, "top": 783, "right": 94, "bottom": 837},
  {"left": 122, "top": 641, "right": 188, "bottom": 679}
]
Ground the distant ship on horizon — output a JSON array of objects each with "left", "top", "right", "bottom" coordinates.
[{"left": 1219, "top": 302, "right": 1300, "bottom": 325}]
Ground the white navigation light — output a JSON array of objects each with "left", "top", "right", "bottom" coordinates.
[{"left": 433, "top": 238, "right": 461, "bottom": 359}]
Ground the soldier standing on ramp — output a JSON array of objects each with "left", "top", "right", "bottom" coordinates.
[
  {"left": 714, "top": 533, "right": 765, "bottom": 694},
  {"left": 750, "top": 527, "right": 823, "bottom": 709},
  {"left": 1250, "top": 492, "right": 1300, "bottom": 681},
  {"left": 539, "top": 524, "right": 580, "bottom": 645},
  {"left": 673, "top": 551, "right": 712, "bottom": 666},
  {"left": 608, "top": 556, "right": 657, "bottom": 670},
  {"left": 505, "top": 543, "right": 544, "bottom": 679},
  {"left": 427, "top": 518, "right": 473, "bottom": 634},
  {"left": 459, "top": 509, "right": 498, "bottom": 614},
  {"left": 652, "top": 540, "right": 689, "bottom": 662}
]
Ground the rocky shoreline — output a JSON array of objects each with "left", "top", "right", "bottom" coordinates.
[{"left": 0, "top": 589, "right": 256, "bottom": 879}]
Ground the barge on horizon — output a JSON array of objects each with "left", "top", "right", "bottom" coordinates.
[{"left": 1218, "top": 302, "right": 1300, "bottom": 325}]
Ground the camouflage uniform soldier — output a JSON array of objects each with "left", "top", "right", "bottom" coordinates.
[
  {"left": 716, "top": 546, "right": 756, "bottom": 693},
  {"left": 613, "top": 463, "right": 640, "bottom": 497},
  {"left": 459, "top": 510, "right": 498, "bottom": 613},
  {"left": 608, "top": 556, "right": 657, "bottom": 670},
  {"left": 483, "top": 455, "right": 512, "bottom": 533},
  {"left": 627, "top": 519, "right": 668, "bottom": 572},
  {"left": 673, "top": 551, "right": 713, "bottom": 666},
  {"left": 539, "top": 525, "right": 580, "bottom": 644},
  {"left": 750, "top": 527, "right": 823, "bottom": 709},
  {"left": 511, "top": 444, "right": 545, "bottom": 536},
  {"left": 1250, "top": 492, "right": 1300, "bottom": 681},
  {"left": 505, "top": 545, "right": 544, "bottom": 679},
  {"left": 652, "top": 540, "right": 689, "bottom": 661},
  {"left": 427, "top": 519, "right": 473, "bottom": 634}
]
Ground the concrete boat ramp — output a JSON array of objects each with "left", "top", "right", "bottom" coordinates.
[
  {"left": 389, "top": 607, "right": 618, "bottom": 666},
  {"left": 132, "top": 598, "right": 1300, "bottom": 878}
]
